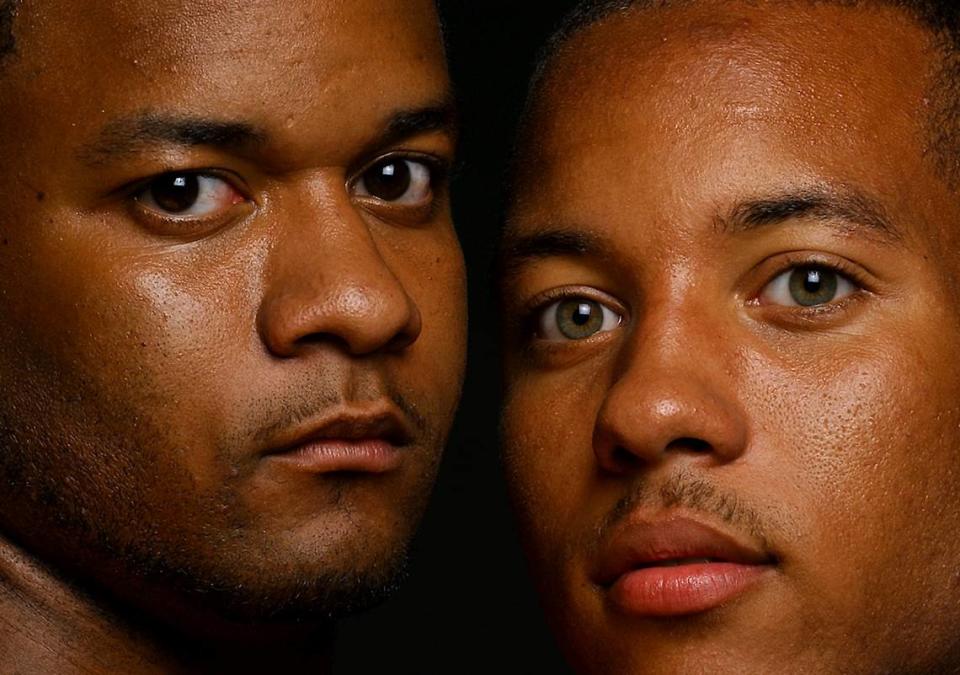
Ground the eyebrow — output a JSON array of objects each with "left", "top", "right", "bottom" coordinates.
[
  {"left": 718, "top": 186, "right": 902, "bottom": 243},
  {"left": 77, "top": 102, "right": 458, "bottom": 167},
  {"left": 497, "top": 228, "right": 609, "bottom": 280},
  {"left": 498, "top": 186, "right": 901, "bottom": 282},
  {"left": 78, "top": 113, "right": 266, "bottom": 166},
  {"left": 378, "top": 104, "right": 457, "bottom": 149}
]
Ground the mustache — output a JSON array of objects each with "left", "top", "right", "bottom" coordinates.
[
  {"left": 599, "top": 471, "right": 775, "bottom": 547},
  {"left": 250, "top": 389, "right": 429, "bottom": 446},
  {"left": 214, "top": 375, "right": 431, "bottom": 464}
]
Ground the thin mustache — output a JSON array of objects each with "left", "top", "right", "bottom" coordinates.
[
  {"left": 599, "top": 471, "right": 772, "bottom": 546},
  {"left": 251, "top": 390, "right": 428, "bottom": 445}
]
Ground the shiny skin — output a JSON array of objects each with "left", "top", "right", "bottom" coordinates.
[
  {"left": 0, "top": 0, "right": 465, "bottom": 660},
  {"left": 502, "top": 3, "right": 960, "bottom": 673}
]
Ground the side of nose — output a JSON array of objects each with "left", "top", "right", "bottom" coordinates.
[
  {"left": 593, "top": 306, "right": 749, "bottom": 473},
  {"left": 257, "top": 189, "right": 421, "bottom": 358}
]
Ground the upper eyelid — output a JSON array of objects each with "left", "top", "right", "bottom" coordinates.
[
  {"left": 749, "top": 252, "right": 874, "bottom": 297},
  {"left": 125, "top": 168, "right": 250, "bottom": 201},
  {"left": 522, "top": 285, "right": 627, "bottom": 318},
  {"left": 764, "top": 251, "right": 865, "bottom": 278},
  {"left": 531, "top": 296, "right": 624, "bottom": 345},
  {"left": 347, "top": 151, "right": 448, "bottom": 189}
]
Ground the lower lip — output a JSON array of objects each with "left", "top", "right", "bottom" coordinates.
[
  {"left": 268, "top": 440, "right": 402, "bottom": 474},
  {"left": 607, "top": 562, "right": 770, "bottom": 617}
]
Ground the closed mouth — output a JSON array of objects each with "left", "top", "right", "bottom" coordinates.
[
  {"left": 592, "top": 515, "right": 777, "bottom": 617},
  {"left": 262, "top": 405, "right": 416, "bottom": 474}
]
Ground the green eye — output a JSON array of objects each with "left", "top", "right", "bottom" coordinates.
[
  {"left": 761, "top": 265, "right": 856, "bottom": 307},
  {"left": 538, "top": 297, "right": 621, "bottom": 341},
  {"left": 789, "top": 267, "right": 838, "bottom": 306}
]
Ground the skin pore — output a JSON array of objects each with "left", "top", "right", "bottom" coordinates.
[
  {"left": 0, "top": 0, "right": 466, "bottom": 672},
  {"left": 501, "top": 2, "right": 960, "bottom": 673}
]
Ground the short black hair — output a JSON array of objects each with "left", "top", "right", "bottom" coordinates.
[
  {"left": 0, "top": 0, "right": 17, "bottom": 64},
  {"left": 526, "top": 0, "right": 960, "bottom": 188}
]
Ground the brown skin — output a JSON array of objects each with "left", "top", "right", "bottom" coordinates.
[
  {"left": 502, "top": 3, "right": 960, "bottom": 673},
  {"left": 0, "top": 0, "right": 466, "bottom": 672}
]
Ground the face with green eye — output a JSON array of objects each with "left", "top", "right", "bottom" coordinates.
[
  {"left": 501, "top": 3, "right": 960, "bottom": 673},
  {"left": 539, "top": 265, "right": 854, "bottom": 341},
  {"left": 0, "top": 0, "right": 465, "bottom": 636}
]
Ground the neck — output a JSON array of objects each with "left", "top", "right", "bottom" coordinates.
[{"left": 0, "top": 536, "right": 335, "bottom": 674}]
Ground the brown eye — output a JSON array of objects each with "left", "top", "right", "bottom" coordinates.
[
  {"left": 135, "top": 172, "right": 243, "bottom": 218},
  {"left": 150, "top": 174, "right": 200, "bottom": 213},
  {"left": 355, "top": 157, "right": 433, "bottom": 205}
]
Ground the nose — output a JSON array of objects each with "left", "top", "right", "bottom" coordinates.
[
  {"left": 257, "top": 190, "right": 421, "bottom": 358},
  {"left": 593, "top": 306, "right": 749, "bottom": 473}
]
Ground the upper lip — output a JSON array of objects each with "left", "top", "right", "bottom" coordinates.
[
  {"left": 262, "top": 404, "right": 416, "bottom": 457},
  {"left": 593, "top": 515, "right": 775, "bottom": 587}
]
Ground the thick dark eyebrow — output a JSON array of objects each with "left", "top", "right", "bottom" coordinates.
[
  {"left": 78, "top": 112, "right": 266, "bottom": 166},
  {"left": 379, "top": 104, "right": 457, "bottom": 149},
  {"left": 77, "top": 102, "right": 457, "bottom": 168},
  {"left": 497, "top": 228, "right": 610, "bottom": 281},
  {"left": 718, "top": 186, "right": 902, "bottom": 243}
]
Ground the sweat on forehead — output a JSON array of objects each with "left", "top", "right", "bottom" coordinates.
[{"left": 517, "top": 0, "right": 960, "bottom": 191}]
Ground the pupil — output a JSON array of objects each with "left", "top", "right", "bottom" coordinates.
[
  {"left": 803, "top": 270, "right": 822, "bottom": 293},
  {"left": 364, "top": 160, "right": 411, "bottom": 202},
  {"left": 152, "top": 174, "right": 199, "bottom": 213},
  {"left": 573, "top": 303, "right": 592, "bottom": 325},
  {"left": 556, "top": 298, "right": 604, "bottom": 340}
]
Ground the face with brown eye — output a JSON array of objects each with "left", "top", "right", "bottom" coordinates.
[
  {"left": 0, "top": 0, "right": 465, "bottom": 635},
  {"left": 501, "top": 2, "right": 960, "bottom": 673}
]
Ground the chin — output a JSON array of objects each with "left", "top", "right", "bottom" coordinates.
[
  {"left": 203, "top": 558, "right": 410, "bottom": 625},
  {"left": 97, "top": 516, "right": 414, "bottom": 630}
]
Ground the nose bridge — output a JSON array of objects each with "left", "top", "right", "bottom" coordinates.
[
  {"left": 257, "top": 180, "right": 420, "bottom": 357},
  {"left": 593, "top": 286, "right": 748, "bottom": 470}
]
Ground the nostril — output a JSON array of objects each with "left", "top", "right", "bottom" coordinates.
[
  {"left": 611, "top": 445, "right": 642, "bottom": 467},
  {"left": 666, "top": 437, "right": 712, "bottom": 454},
  {"left": 291, "top": 331, "right": 351, "bottom": 353},
  {"left": 383, "top": 330, "right": 416, "bottom": 353}
]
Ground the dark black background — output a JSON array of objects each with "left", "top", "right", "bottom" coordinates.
[{"left": 335, "top": 3, "right": 579, "bottom": 673}]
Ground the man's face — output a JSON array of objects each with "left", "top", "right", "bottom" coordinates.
[
  {"left": 0, "top": 0, "right": 465, "bottom": 629},
  {"left": 501, "top": 3, "right": 960, "bottom": 672}
]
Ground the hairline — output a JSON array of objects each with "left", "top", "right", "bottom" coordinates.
[{"left": 519, "top": 0, "right": 960, "bottom": 191}]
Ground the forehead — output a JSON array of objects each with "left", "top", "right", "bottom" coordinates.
[
  {"left": 0, "top": 0, "right": 446, "bottom": 167},
  {"left": 513, "top": 2, "right": 943, "bottom": 244}
]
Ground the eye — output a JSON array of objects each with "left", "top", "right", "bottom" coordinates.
[
  {"left": 134, "top": 172, "right": 245, "bottom": 219},
  {"left": 537, "top": 298, "right": 622, "bottom": 341},
  {"left": 355, "top": 157, "right": 434, "bottom": 206},
  {"left": 759, "top": 265, "right": 857, "bottom": 307}
]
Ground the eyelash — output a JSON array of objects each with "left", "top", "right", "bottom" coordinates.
[
  {"left": 350, "top": 152, "right": 450, "bottom": 192},
  {"left": 752, "top": 253, "right": 872, "bottom": 307},
  {"left": 521, "top": 286, "right": 626, "bottom": 340},
  {"left": 513, "top": 254, "right": 873, "bottom": 343},
  {"left": 122, "top": 168, "right": 253, "bottom": 238},
  {"left": 118, "top": 151, "right": 452, "bottom": 235},
  {"left": 124, "top": 168, "right": 245, "bottom": 195}
]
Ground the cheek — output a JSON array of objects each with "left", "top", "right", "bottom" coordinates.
[
  {"left": 501, "top": 368, "right": 605, "bottom": 564},
  {"left": 394, "top": 229, "right": 468, "bottom": 415},
  {"left": 5, "top": 223, "right": 267, "bottom": 484},
  {"left": 747, "top": 336, "right": 960, "bottom": 637}
]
